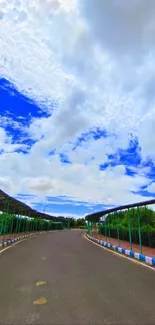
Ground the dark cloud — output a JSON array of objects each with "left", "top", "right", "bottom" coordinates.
[{"left": 80, "top": 0, "right": 155, "bottom": 56}]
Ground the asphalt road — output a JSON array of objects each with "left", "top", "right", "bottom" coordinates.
[{"left": 0, "top": 230, "right": 155, "bottom": 325}]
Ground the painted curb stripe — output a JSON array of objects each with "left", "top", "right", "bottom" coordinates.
[
  {"left": 0, "top": 232, "right": 39, "bottom": 248},
  {"left": 87, "top": 235, "right": 155, "bottom": 266},
  {"left": 0, "top": 231, "right": 56, "bottom": 248}
]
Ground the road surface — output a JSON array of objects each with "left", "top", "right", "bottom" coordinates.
[{"left": 0, "top": 230, "right": 155, "bottom": 324}]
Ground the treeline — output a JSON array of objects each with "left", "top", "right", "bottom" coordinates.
[
  {"left": 99, "top": 207, "right": 155, "bottom": 247},
  {"left": 56, "top": 217, "right": 87, "bottom": 229}
]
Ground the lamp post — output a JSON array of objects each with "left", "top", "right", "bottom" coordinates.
[
  {"left": 43, "top": 204, "right": 49, "bottom": 213},
  {"left": 43, "top": 204, "right": 50, "bottom": 231}
]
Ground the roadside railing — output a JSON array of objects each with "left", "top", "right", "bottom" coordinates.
[{"left": 86, "top": 199, "right": 155, "bottom": 254}]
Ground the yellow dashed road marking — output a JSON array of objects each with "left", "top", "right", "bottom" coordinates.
[
  {"left": 33, "top": 297, "right": 47, "bottom": 305},
  {"left": 36, "top": 281, "right": 47, "bottom": 286}
]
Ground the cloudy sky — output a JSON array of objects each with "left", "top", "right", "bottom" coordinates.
[{"left": 0, "top": 0, "right": 155, "bottom": 218}]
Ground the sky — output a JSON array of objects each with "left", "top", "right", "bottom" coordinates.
[{"left": 0, "top": 0, "right": 155, "bottom": 219}]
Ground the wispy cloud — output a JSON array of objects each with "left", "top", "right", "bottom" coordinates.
[{"left": 47, "top": 211, "right": 84, "bottom": 220}]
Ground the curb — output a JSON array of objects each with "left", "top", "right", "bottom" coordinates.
[
  {"left": 0, "top": 232, "right": 42, "bottom": 248},
  {"left": 87, "top": 234, "right": 155, "bottom": 266},
  {"left": 0, "top": 230, "right": 62, "bottom": 249}
]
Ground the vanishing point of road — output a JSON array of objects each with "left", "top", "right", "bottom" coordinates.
[{"left": 0, "top": 230, "right": 155, "bottom": 324}]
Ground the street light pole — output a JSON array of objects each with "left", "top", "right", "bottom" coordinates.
[{"left": 43, "top": 204, "right": 48, "bottom": 213}]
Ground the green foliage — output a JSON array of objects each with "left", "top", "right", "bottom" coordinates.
[
  {"left": 79, "top": 225, "right": 87, "bottom": 229},
  {"left": 57, "top": 217, "right": 87, "bottom": 229},
  {"left": 0, "top": 213, "right": 87, "bottom": 235},
  {"left": 0, "top": 213, "right": 63, "bottom": 235},
  {"left": 76, "top": 218, "right": 87, "bottom": 228},
  {"left": 103, "top": 207, "right": 155, "bottom": 230},
  {"left": 99, "top": 206, "right": 155, "bottom": 248}
]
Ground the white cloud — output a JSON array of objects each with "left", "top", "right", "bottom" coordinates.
[
  {"left": 48, "top": 211, "right": 83, "bottom": 219},
  {"left": 0, "top": 0, "right": 141, "bottom": 134},
  {"left": 37, "top": 200, "right": 93, "bottom": 207},
  {"left": 0, "top": 127, "right": 28, "bottom": 152},
  {"left": 0, "top": 0, "right": 155, "bottom": 215},
  {"left": 0, "top": 176, "right": 17, "bottom": 194},
  {"left": 0, "top": 140, "right": 152, "bottom": 207},
  {"left": 138, "top": 114, "right": 155, "bottom": 160},
  {"left": 146, "top": 183, "right": 155, "bottom": 194},
  {"left": 80, "top": 0, "right": 155, "bottom": 56}
]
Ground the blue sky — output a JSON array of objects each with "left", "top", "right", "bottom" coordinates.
[{"left": 0, "top": 0, "right": 155, "bottom": 218}]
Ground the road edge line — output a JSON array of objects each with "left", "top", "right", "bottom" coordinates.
[
  {"left": 84, "top": 234, "right": 155, "bottom": 271},
  {"left": 0, "top": 232, "right": 44, "bottom": 254}
]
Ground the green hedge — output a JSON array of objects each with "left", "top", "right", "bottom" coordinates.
[
  {"left": 100, "top": 226, "right": 155, "bottom": 247},
  {"left": 0, "top": 214, "right": 63, "bottom": 236},
  {"left": 79, "top": 225, "right": 87, "bottom": 229},
  {"left": 99, "top": 206, "right": 155, "bottom": 248}
]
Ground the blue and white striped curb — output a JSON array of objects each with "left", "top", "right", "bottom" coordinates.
[
  {"left": 0, "top": 232, "right": 40, "bottom": 248},
  {"left": 87, "top": 234, "right": 155, "bottom": 266},
  {"left": 0, "top": 230, "right": 60, "bottom": 249}
]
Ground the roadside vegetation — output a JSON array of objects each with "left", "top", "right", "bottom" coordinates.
[{"left": 99, "top": 207, "right": 155, "bottom": 247}]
